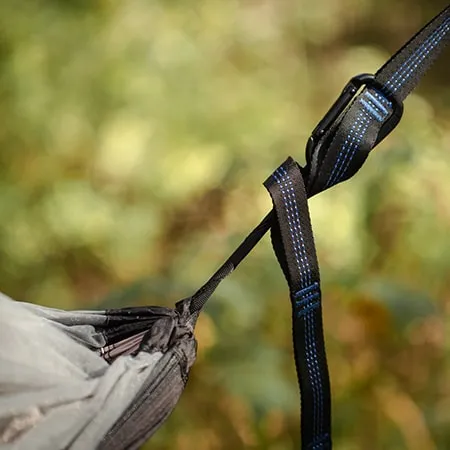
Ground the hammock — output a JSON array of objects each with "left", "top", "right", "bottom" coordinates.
[{"left": 1, "top": 6, "right": 449, "bottom": 449}]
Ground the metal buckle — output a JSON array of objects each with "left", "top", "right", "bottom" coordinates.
[{"left": 305, "top": 73, "right": 404, "bottom": 164}]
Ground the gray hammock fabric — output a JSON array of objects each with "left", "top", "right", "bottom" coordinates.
[{"left": 0, "top": 293, "right": 196, "bottom": 449}]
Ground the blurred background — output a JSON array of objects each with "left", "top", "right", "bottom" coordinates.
[{"left": 0, "top": 0, "right": 449, "bottom": 449}]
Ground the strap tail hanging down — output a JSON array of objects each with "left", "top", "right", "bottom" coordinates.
[
  {"left": 176, "top": 6, "right": 448, "bottom": 449},
  {"left": 169, "top": 7, "right": 449, "bottom": 449},
  {"left": 265, "top": 158, "right": 331, "bottom": 450}
]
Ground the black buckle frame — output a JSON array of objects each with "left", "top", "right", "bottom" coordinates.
[{"left": 305, "top": 73, "right": 404, "bottom": 164}]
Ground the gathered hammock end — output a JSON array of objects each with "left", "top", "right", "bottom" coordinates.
[{"left": 1, "top": 5, "right": 449, "bottom": 450}]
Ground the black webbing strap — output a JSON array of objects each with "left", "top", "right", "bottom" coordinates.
[
  {"left": 306, "top": 5, "right": 450, "bottom": 195},
  {"left": 184, "top": 211, "right": 274, "bottom": 319},
  {"left": 187, "top": 6, "right": 449, "bottom": 321},
  {"left": 265, "top": 158, "right": 331, "bottom": 449},
  {"left": 376, "top": 5, "right": 450, "bottom": 101},
  {"left": 180, "top": 6, "right": 449, "bottom": 449}
]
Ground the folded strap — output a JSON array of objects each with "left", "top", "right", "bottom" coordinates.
[{"left": 264, "top": 158, "right": 331, "bottom": 450}]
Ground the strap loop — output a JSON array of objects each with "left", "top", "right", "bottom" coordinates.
[
  {"left": 264, "top": 158, "right": 331, "bottom": 449},
  {"left": 181, "top": 8, "right": 449, "bottom": 447}
]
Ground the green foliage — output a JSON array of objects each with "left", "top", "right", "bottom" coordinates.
[{"left": 0, "top": 1, "right": 449, "bottom": 448}]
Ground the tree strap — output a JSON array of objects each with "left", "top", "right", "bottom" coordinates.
[{"left": 182, "top": 5, "right": 449, "bottom": 449}]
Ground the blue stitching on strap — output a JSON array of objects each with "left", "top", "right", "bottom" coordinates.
[
  {"left": 387, "top": 19, "right": 449, "bottom": 90},
  {"left": 277, "top": 167, "right": 313, "bottom": 286},
  {"left": 296, "top": 291, "right": 320, "bottom": 308},
  {"left": 361, "top": 91, "right": 390, "bottom": 121},
  {"left": 365, "top": 91, "right": 389, "bottom": 115},
  {"left": 371, "top": 90, "right": 392, "bottom": 108},
  {"left": 392, "top": 21, "right": 449, "bottom": 92},
  {"left": 360, "top": 98, "right": 384, "bottom": 122},
  {"left": 387, "top": 18, "right": 450, "bottom": 92},
  {"left": 273, "top": 171, "right": 311, "bottom": 286},
  {"left": 335, "top": 110, "right": 371, "bottom": 182},
  {"left": 325, "top": 113, "right": 365, "bottom": 186},
  {"left": 273, "top": 169, "right": 321, "bottom": 436},
  {"left": 307, "top": 301, "right": 324, "bottom": 437},
  {"left": 295, "top": 282, "right": 321, "bottom": 317},
  {"left": 273, "top": 167, "right": 325, "bottom": 440},
  {"left": 325, "top": 19, "right": 450, "bottom": 191},
  {"left": 294, "top": 281, "right": 320, "bottom": 299},
  {"left": 323, "top": 18, "right": 450, "bottom": 191},
  {"left": 308, "top": 432, "right": 330, "bottom": 450},
  {"left": 326, "top": 111, "right": 370, "bottom": 187},
  {"left": 297, "top": 301, "right": 320, "bottom": 317}
]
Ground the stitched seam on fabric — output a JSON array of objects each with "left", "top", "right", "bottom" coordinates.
[
  {"left": 295, "top": 291, "right": 320, "bottom": 308},
  {"left": 325, "top": 113, "right": 366, "bottom": 187},
  {"left": 293, "top": 281, "right": 323, "bottom": 437},
  {"left": 273, "top": 169, "right": 321, "bottom": 433},
  {"left": 387, "top": 18, "right": 450, "bottom": 92},
  {"left": 294, "top": 281, "right": 320, "bottom": 298},
  {"left": 306, "top": 307, "right": 323, "bottom": 437},
  {"left": 391, "top": 21, "right": 449, "bottom": 92},
  {"left": 327, "top": 113, "right": 369, "bottom": 186},
  {"left": 398, "top": 19, "right": 450, "bottom": 82},
  {"left": 295, "top": 283, "right": 320, "bottom": 315},
  {"left": 275, "top": 168, "right": 312, "bottom": 286},
  {"left": 298, "top": 301, "right": 320, "bottom": 317},
  {"left": 273, "top": 172, "right": 311, "bottom": 287},
  {"left": 277, "top": 168, "right": 323, "bottom": 436},
  {"left": 365, "top": 91, "right": 389, "bottom": 114},
  {"left": 300, "top": 15, "right": 449, "bottom": 443},
  {"left": 371, "top": 90, "right": 392, "bottom": 107},
  {"left": 334, "top": 110, "right": 372, "bottom": 183},
  {"left": 387, "top": 18, "right": 449, "bottom": 88},
  {"left": 324, "top": 19, "right": 450, "bottom": 189},
  {"left": 334, "top": 113, "right": 370, "bottom": 181},
  {"left": 274, "top": 171, "right": 323, "bottom": 436},
  {"left": 308, "top": 432, "right": 330, "bottom": 450},
  {"left": 360, "top": 98, "right": 384, "bottom": 122},
  {"left": 326, "top": 112, "right": 371, "bottom": 187},
  {"left": 361, "top": 93, "right": 389, "bottom": 120},
  {"left": 273, "top": 167, "right": 324, "bottom": 439}
]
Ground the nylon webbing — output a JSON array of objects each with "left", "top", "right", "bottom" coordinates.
[
  {"left": 187, "top": 211, "right": 274, "bottom": 316},
  {"left": 183, "top": 6, "right": 449, "bottom": 449},
  {"left": 376, "top": 6, "right": 450, "bottom": 101},
  {"left": 188, "top": 6, "right": 449, "bottom": 320},
  {"left": 306, "top": 5, "right": 450, "bottom": 195},
  {"left": 265, "top": 158, "right": 331, "bottom": 449}
]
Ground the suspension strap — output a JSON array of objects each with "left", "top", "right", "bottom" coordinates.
[
  {"left": 181, "top": 6, "right": 449, "bottom": 448},
  {"left": 265, "top": 157, "right": 331, "bottom": 449},
  {"left": 187, "top": 6, "right": 449, "bottom": 321}
]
